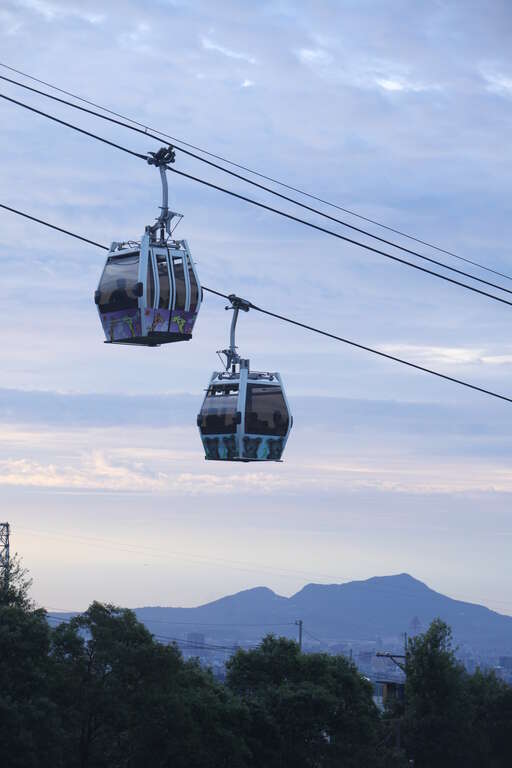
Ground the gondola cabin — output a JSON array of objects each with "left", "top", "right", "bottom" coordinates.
[
  {"left": 95, "top": 232, "right": 201, "bottom": 346},
  {"left": 197, "top": 360, "right": 292, "bottom": 461}
]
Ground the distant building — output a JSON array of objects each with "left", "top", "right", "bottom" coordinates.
[
  {"left": 374, "top": 679, "right": 405, "bottom": 710},
  {"left": 499, "top": 656, "right": 512, "bottom": 670}
]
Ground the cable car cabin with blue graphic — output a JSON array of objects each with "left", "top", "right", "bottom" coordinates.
[
  {"left": 197, "top": 361, "right": 292, "bottom": 462},
  {"left": 95, "top": 233, "right": 201, "bottom": 346}
]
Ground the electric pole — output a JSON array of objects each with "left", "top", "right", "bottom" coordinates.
[
  {"left": 295, "top": 619, "right": 303, "bottom": 650},
  {"left": 0, "top": 522, "right": 10, "bottom": 593}
]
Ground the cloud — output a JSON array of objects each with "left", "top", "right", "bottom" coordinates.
[
  {"left": 0, "top": 9, "right": 23, "bottom": 34},
  {"left": 296, "top": 48, "right": 332, "bottom": 66},
  {"left": 201, "top": 36, "right": 256, "bottom": 64},
  {"left": 2, "top": 387, "right": 512, "bottom": 495},
  {"left": 295, "top": 47, "right": 441, "bottom": 94},
  {"left": 375, "top": 77, "right": 437, "bottom": 93},
  {"left": 15, "top": 0, "right": 105, "bottom": 24},
  {"left": 481, "top": 68, "right": 512, "bottom": 96},
  {"left": 379, "top": 344, "right": 512, "bottom": 367},
  {"left": 3, "top": 432, "right": 512, "bottom": 495},
  {"left": 0, "top": 450, "right": 169, "bottom": 492},
  {"left": 118, "top": 21, "right": 151, "bottom": 50}
]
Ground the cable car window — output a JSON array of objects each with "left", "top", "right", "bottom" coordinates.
[
  {"left": 97, "top": 252, "right": 139, "bottom": 313},
  {"left": 147, "top": 258, "right": 155, "bottom": 307},
  {"left": 245, "top": 385, "right": 289, "bottom": 436},
  {"left": 157, "top": 254, "right": 170, "bottom": 309},
  {"left": 173, "top": 256, "right": 186, "bottom": 310},
  {"left": 188, "top": 262, "right": 199, "bottom": 312},
  {"left": 199, "top": 384, "right": 239, "bottom": 435}
]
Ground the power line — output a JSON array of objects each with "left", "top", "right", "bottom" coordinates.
[
  {"left": 46, "top": 613, "right": 239, "bottom": 653},
  {"left": 2, "top": 59, "right": 509, "bottom": 284},
  {"left": 19, "top": 527, "right": 512, "bottom": 613},
  {"left": 45, "top": 606, "right": 296, "bottom": 629},
  {"left": 3, "top": 92, "right": 512, "bottom": 311},
  {"left": 2, "top": 74, "right": 511, "bottom": 297},
  {"left": 16, "top": 525, "right": 356, "bottom": 583},
  {"left": 2, "top": 201, "right": 512, "bottom": 407},
  {"left": 303, "top": 628, "right": 324, "bottom": 644}
]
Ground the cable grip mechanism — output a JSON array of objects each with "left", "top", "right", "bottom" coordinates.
[
  {"left": 146, "top": 145, "right": 181, "bottom": 240},
  {"left": 218, "top": 294, "right": 252, "bottom": 371}
]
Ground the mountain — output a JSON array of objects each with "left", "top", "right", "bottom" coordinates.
[{"left": 133, "top": 574, "right": 512, "bottom": 653}]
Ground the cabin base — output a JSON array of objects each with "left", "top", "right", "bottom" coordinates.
[
  {"left": 105, "top": 332, "right": 192, "bottom": 347},
  {"left": 204, "top": 457, "right": 282, "bottom": 463}
]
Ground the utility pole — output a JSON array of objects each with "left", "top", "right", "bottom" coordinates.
[
  {"left": 295, "top": 619, "right": 303, "bottom": 651},
  {"left": 376, "top": 648, "right": 408, "bottom": 762},
  {"left": 0, "top": 522, "right": 10, "bottom": 593}
]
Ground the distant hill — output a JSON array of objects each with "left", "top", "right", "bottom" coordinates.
[{"left": 133, "top": 574, "right": 512, "bottom": 653}]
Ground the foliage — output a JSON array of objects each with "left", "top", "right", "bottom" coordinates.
[
  {"left": 50, "top": 601, "right": 250, "bottom": 768},
  {"left": 226, "top": 634, "right": 381, "bottom": 767},
  {"left": 403, "top": 618, "right": 512, "bottom": 768},
  {"left": 403, "top": 619, "right": 470, "bottom": 766},
  {"left": 0, "top": 604, "right": 63, "bottom": 767},
  {"left": 465, "top": 668, "right": 512, "bottom": 768},
  {"left": 2, "top": 570, "right": 512, "bottom": 768},
  {"left": 0, "top": 552, "right": 34, "bottom": 610}
]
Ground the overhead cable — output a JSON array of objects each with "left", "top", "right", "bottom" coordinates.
[
  {"left": 2, "top": 73, "right": 511, "bottom": 296},
  {"left": 46, "top": 614, "right": 239, "bottom": 653},
  {"left": 0, "top": 91, "right": 145, "bottom": 161},
  {"left": 2, "top": 92, "right": 512, "bottom": 310},
  {"left": 166, "top": 166, "right": 512, "bottom": 309},
  {"left": 1, "top": 60, "right": 508, "bottom": 283},
  {"left": 0, "top": 203, "right": 107, "bottom": 249},
  {"left": 2, "top": 201, "right": 512, "bottom": 406}
]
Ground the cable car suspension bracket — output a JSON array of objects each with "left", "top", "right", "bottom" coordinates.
[
  {"left": 218, "top": 294, "right": 252, "bottom": 371},
  {"left": 146, "top": 145, "right": 181, "bottom": 240}
]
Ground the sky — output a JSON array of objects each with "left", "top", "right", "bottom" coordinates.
[{"left": 1, "top": 0, "right": 512, "bottom": 619}]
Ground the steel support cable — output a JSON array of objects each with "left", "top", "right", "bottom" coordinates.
[
  {"left": 2, "top": 202, "right": 512, "bottom": 406},
  {"left": 0, "top": 92, "right": 146, "bottom": 162},
  {"left": 202, "top": 285, "right": 512, "bottom": 405},
  {"left": 1, "top": 61, "right": 509, "bottom": 284},
  {"left": 165, "top": 165, "right": 512, "bottom": 309},
  {"left": 0, "top": 204, "right": 108, "bottom": 249},
  {"left": 2, "top": 73, "right": 511, "bottom": 296},
  {"left": 3, "top": 90, "right": 512, "bottom": 311}
]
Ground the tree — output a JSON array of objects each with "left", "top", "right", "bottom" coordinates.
[
  {"left": 226, "top": 635, "right": 381, "bottom": 768},
  {"left": 0, "top": 558, "right": 63, "bottom": 768},
  {"left": 51, "top": 601, "right": 250, "bottom": 768},
  {"left": 0, "top": 552, "right": 34, "bottom": 610},
  {"left": 465, "top": 669, "right": 512, "bottom": 768},
  {"left": 403, "top": 618, "right": 471, "bottom": 767}
]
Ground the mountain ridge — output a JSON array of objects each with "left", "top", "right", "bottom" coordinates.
[{"left": 131, "top": 573, "right": 512, "bottom": 653}]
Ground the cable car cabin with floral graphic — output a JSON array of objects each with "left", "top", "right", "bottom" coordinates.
[
  {"left": 94, "top": 145, "right": 201, "bottom": 346},
  {"left": 196, "top": 294, "right": 292, "bottom": 462},
  {"left": 198, "top": 362, "right": 292, "bottom": 461},
  {"left": 95, "top": 233, "right": 201, "bottom": 346}
]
